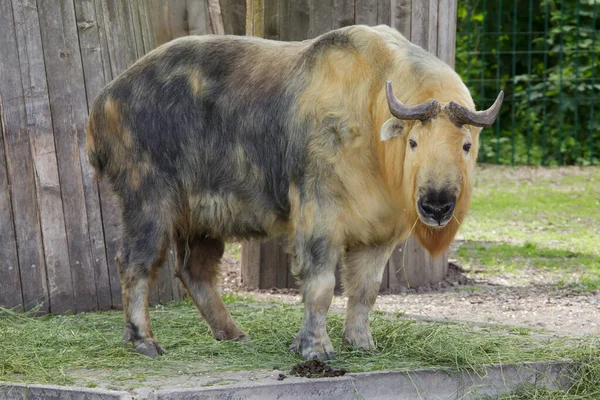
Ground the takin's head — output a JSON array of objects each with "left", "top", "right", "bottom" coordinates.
[{"left": 379, "top": 81, "right": 503, "bottom": 256}]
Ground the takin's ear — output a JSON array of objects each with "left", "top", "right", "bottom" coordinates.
[{"left": 380, "top": 118, "right": 406, "bottom": 142}]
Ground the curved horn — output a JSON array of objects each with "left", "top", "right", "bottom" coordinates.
[
  {"left": 385, "top": 81, "right": 441, "bottom": 123},
  {"left": 444, "top": 91, "right": 504, "bottom": 128}
]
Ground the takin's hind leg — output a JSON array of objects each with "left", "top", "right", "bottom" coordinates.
[
  {"left": 118, "top": 227, "right": 169, "bottom": 358},
  {"left": 175, "top": 234, "right": 247, "bottom": 341},
  {"left": 341, "top": 244, "right": 395, "bottom": 350}
]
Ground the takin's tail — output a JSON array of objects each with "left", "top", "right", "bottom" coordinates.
[{"left": 86, "top": 112, "right": 105, "bottom": 179}]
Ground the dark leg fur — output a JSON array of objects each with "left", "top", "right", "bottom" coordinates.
[
  {"left": 175, "top": 234, "right": 247, "bottom": 341},
  {"left": 118, "top": 226, "right": 169, "bottom": 358}
]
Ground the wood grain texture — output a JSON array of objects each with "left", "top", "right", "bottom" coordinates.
[
  {"left": 208, "top": 0, "right": 225, "bottom": 34},
  {"left": 389, "top": 238, "right": 447, "bottom": 289},
  {"left": 37, "top": 0, "right": 98, "bottom": 313},
  {"left": 410, "top": 0, "right": 428, "bottom": 47},
  {"left": 74, "top": 0, "right": 116, "bottom": 311},
  {"left": 263, "top": 0, "right": 279, "bottom": 39},
  {"left": 311, "top": 0, "right": 334, "bottom": 35},
  {"left": 13, "top": 0, "right": 74, "bottom": 313},
  {"left": 2, "top": 0, "right": 50, "bottom": 313},
  {"left": 241, "top": 241, "right": 261, "bottom": 288},
  {"left": 219, "top": 0, "right": 246, "bottom": 35},
  {"left": 355, "top": 0, "right": 378, "bottom": 26},
  {"left": 377, "top": 0, "right": 391, "bottom": 25},
  {"left": 333, "top": 0, "right": 354, "bottom": 28},
  {"left": 391, "top": 0, "right": 411, "bottom": 37},
  {"left": 427, "top": 0, "right": 439, "bottom": 53},
  {"left": 279, "top": 0, "right": 293, "bottom": 41},
  {"left": 0, "top": 98, "right": 23, "bottom": 311},
  {"left": 437, "top": 0, "right": 457, "bottom": 67},
  {"left": 291, "top": 0, "right": 310, "bottom": 40}
]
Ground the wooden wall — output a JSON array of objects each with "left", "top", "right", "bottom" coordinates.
[
  {"left": 242, "top": 0, "right": 457, "bottom": 291},
  {"left": 152, "top": 0, "right": 246, "bottom": 45},
  {"left": 0, "top": 0, "right": 184, "bottom": 314}
]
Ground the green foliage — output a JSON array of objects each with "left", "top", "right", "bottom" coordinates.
[{"left": 456, "top": 0, "right": 599, "bottom": 165}]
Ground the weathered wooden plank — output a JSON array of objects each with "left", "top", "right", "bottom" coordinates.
[
  {"left": 73, "top": 0, "right": 113, "bottom": 311},
  {"left": 0, "top": 99, "right": 23, "bottom": 311},
  {"left": 127, "top": 1, "right": 145, "bottom": 59},
  {"left": 291, "top": 0, "right": 311, "bottom": 40},
  {"left": 94, "top": 0, "right": 114, "bottom": 82},
  {"left": 257, "top": 237, "right": 289, "bottom": 289},
  {"left": 389, "top": 238, "right": 447, "bottom": 289},
  {"left": 377, "top": 0, "right": 392, "bottom": 25},
  {"left": 277, "top": 0, "right": 292, "bottom": 41},
  {"left": 356, "top": 0, "right": 378, "bottom": 26},
  {"left": 208, "top": 0, "right": 225, "bottom": 34},
  {"left": 311, "top": 0, "right": 334, "bottom": 36},
  {"left": 258, "top": 240, "right": 278, "bottom": 288},
  {"left": 240, "top": 241, "right": 261, "bottom": 288},
  {"left": 12, "top": 0, "right": 74, "bottom": 314},
  {"left": 37, "top": 0, "right": 98, "bottom": 313},
  {"left": 391, "top": 0, "right": 411, "bottom": 37},
  {"left": 437, "top": 0, "right": 457, "bottom": 67},
  {"left": 410, "top": 0, "right": 429, "bottom": 47},
  {"left": 93, "top": 0, "right": 122, "bottom": 309},
  {"left": 97, "top": 0, "right": 141, "bottom": 309},
  {"left": 139, "top": 1, "right": 157, "bottom": 56},
  {"left": 333, "top": 0, "right": 354, "bottom": 28},
  {"left": 263, "top": 0, "right": 279, "bottom": 39},
  {"left": 151, "top": 0, "right": 173, "bottom": 46},
  {"left": 220, "top": 0, "right": 246, "bottom": 35},
  {"left": 184, "top": 0, "right": 210, "bottom": 36},
  {"left": 427, "top": 0, "right": 439, "bottom": 53}
]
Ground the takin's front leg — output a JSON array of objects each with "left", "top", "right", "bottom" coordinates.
[
  {"left": 342, "top": 244, "right": 395, "bottom": 350},
  {"left": 289, "top": 235, "right": 341, "bottom": 360}
]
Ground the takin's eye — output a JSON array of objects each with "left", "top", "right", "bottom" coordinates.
[
  {"left": 463, "top": 143, "right": 472, "bottom": 153},
  {"left": 409, "top": 138, "right": 417, "bottom": 150}
]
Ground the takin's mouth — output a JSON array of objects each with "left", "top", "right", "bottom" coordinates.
[
  {"left": 416, "top": 193, "right": 456, "bottom": 228},
  {"left": 417, "top": 213, "right": 452, "bottom": 228}
]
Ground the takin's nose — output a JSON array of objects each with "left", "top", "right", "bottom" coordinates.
[{"left": 417, "top": 190, "right": 456, "bottom": 226}]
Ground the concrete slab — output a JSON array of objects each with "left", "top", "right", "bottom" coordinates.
[
  {"left": 0, "top": 361, "right": 572, "bottom": 400},
  {"left": 0, "top": 383, "right": 131, "bottom": 400}
]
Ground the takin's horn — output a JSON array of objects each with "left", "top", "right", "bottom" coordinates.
[
  {"left": 444, "top": 91, "right": 504, "bottom": 128},
  {"left": 385, "top": 81, "right": 441, "bottom": 123}
]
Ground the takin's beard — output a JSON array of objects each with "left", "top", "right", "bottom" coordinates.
[{"left": 411, "top": 187, "right": 471, "bottom": 258}]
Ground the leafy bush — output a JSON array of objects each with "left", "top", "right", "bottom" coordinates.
[{"left": 455, "top": 0, "right": 599, "bottom": 165}]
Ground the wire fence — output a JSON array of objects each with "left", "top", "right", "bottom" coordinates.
[{"left": 455, "top": 0, "right": 598, "bottom": 166}]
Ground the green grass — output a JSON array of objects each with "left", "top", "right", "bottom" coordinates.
[
  {"left": 1, "top": 298, "right": 598, "bottom": 389},
  {"left": 454, "top": 166, "right": 600, "bottom": 290}
]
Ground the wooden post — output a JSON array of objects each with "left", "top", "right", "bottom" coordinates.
[{"left": 242, "top": 0, "right": 457, "bottom": 291}]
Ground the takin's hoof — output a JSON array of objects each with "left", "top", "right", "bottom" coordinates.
[
  {"left": 342, "top": 328, "right": 377, "bottom": 351},
  {"left": 213, "top": 327, "right": 250, "bottom": 342},
  {"left": 134, "top": 341, "right": 167, "bottom": 358},
  {"left": 289, "top": 335, "right": 335, "bottom": 361}
]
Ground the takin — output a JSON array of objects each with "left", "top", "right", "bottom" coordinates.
[{"left": 86, "top": 24, "right": 503, "bottom": 360}]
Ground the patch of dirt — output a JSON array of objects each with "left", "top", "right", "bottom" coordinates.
[
  {"left": 219, "top": 256, "right": 600, "bottom": 337},
  {"left": 290, "top": 360, "right": 348, "bottom": 378}
]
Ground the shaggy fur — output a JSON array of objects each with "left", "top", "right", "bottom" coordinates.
[{"left": 87, "top": 25, "right": 481, "bottom": 359}]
